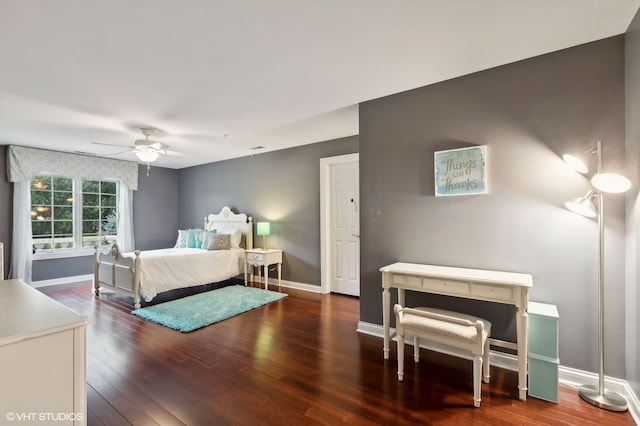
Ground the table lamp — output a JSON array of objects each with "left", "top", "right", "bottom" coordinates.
[{"left": 256, "top": 222, "right": 271, "bottom": 250}]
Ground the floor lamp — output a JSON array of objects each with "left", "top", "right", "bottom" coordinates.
[{"left": 563, "top": 141, "right": 630, "bottom": 412}]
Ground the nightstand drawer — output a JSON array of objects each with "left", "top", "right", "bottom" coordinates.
[{"left": 247, "top": 253, "right": 265, "bottom": 262}]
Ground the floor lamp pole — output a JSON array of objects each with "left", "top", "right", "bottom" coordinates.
[{"left": 578, "top": 142, "right": 627, "bottom": 411}]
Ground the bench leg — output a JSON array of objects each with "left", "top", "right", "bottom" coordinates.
[
  {"left": 483, "top": 338, "right": 491, "bottom": 383},
  {"left": 473, "top": 355, "right": 482, "bottom": 407},
  {"left": 413, "top": 336, "right": 420, "bottom": 363},
  {"left": 397, "top": 332, "right": 405, "bottom": 381}
]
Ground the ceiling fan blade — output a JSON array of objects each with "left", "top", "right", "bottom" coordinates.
[
  {"left": 164, "top": 149, "right": 188, "bottom": 157},
  {"left": 134, "top": 139, "right": 169, "bottom": 150},
  {"left": 91, "top": 141, "right": 135, "bottom": 148}
]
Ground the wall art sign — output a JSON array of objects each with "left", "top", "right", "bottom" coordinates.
[{"left": 434, "top": 145, "right": 487, "bottom": 196}]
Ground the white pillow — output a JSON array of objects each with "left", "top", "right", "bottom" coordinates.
[
  {"left": 225, "top": 228, "right": 242, "bottom": 248},
  {"left": 174, "top": 230, "right": 188, "bottom": 248}
]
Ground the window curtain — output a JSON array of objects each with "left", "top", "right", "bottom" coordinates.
[
  {"left": 10, "top": 181, "right": 32, "bottom": 282},
  {"left": 118, "top": 185, "right": 135, "bottom": 252},
  {"left": 6, "top": 145, "right": 139, "bottom": 281}
]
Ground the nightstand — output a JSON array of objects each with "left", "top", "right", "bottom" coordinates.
[{"left": 244, "top": 249, "right": 283, "bottom": 291}]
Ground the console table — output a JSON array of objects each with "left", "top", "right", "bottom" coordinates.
[{"left": 380, "top": 262, "right": 532, "bottom": 400}]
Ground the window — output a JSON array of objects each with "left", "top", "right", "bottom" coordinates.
[{"left": 31, "top": 175, "right": 119, "bottom": 255}]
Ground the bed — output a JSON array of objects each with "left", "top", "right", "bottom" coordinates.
[{"left": 93, "top": 206, "right": 253, "bottom": 308}]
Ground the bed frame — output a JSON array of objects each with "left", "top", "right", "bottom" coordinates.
[{"left": 94, "top": 206, "right": 253, "bottom": 308}]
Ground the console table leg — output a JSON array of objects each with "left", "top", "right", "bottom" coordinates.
[
  {"left": 382, "top": 286, "right": 390, "bottom": 359},
  {"left": 516, "top": 306, "right": 529, "bottom": 400}
]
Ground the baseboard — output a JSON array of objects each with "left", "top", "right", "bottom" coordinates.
[
  {"left": 257, "top": 276, "right": 322, "bottom": 293},
  {"left": 31, "top": 274, "right": 93, "bottom": 288},
  {"left": 357, "top": 320, "right": 639, "bottom": 422},
  {"left": 559, "top": 364, "right": 640, "bottom": 423}
]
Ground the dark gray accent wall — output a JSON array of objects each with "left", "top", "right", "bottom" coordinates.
[
  {"left": 177, "top": 136, "right": 358, "bottom": 286},
  {"left": 625, "top": 10, "right": 640, "bottom": 398},
  {"left": 32, "top": 255, "right": 93, "bottom": 281},
  {"left": 134, "top": 165, "right": 179, "bottom": 250},
  {"left": 359, "top": 37, "right": 626, "bottom": 377}
]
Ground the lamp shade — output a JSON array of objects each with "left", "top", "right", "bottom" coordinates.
[
  {"left": 565, "top": 196, "right": 597, "bottom": 218},
  {"left": 256, "top": 222, "right": 271, "bottom": 236},
  {"left": 562, "top": 154, "right": 589, "bottom": 174},
  {"left": 591, "top": 173, "right": 631, "bottom": 194}
]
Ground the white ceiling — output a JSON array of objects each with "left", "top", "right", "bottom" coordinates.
[{"left": 1, "top": 1, "right": 638, "bottom": 169}]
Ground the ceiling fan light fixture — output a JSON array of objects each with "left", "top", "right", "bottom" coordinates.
[{"left": 135, "top": 149, "right": 160, "bottom": 163}]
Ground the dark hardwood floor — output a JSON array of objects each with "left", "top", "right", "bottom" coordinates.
[{"left": 40, "top": 282, "right": 636, "bottom": 425}]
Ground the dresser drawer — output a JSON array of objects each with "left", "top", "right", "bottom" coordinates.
[
  {"left": 391, "top": 274, "right": 421, "bottom": 289},
  {"left": 421, "top": 277, "right": 470, "bottom": 294},
  {"left": 247, "top": 252, "right": 265, "bottom": 263},
  {"left": 470, "top": 283, "right": 513, "bottom": 301}
]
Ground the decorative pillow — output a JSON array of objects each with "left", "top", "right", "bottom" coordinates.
[
  {"left": 195, "top": 230, "right": 203, "bottom": 249},
  {"left": 200, "top": 230, "right": 217, "bottom": 250},
  {"left": 225, "top": 228, "right": 242, "bottom": 249},
  {"left": 208, "top": 234, "right": 231, "bottom": 250},
  {"left": 174, "top": 230, "right": 188, "bottom": 248},
  {"left": 186, "top": 229, "right": 203, "bottom": 248}
]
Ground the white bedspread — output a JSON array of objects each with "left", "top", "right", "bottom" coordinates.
[{"left": 123, "top": 248, "right": 244, "bottom": 302}]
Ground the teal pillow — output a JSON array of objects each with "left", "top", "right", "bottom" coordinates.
[{"left": 186, "top": 229, "right": 202, "bottom": 248}]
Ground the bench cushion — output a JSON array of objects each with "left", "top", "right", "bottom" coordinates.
[{"left": 400, "top": 307, "right": 491, "bottom": 344}]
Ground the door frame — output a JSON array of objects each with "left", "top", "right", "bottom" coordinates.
[{"left": 319, "top": 153, "right": 359, "bottom": 295}]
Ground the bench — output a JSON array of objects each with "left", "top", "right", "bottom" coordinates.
[{"left": 394, "top": 305, "right": 491, "bottom": 407}]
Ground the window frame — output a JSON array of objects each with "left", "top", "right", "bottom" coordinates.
[{"left": 31, "top": 175, "right": 120, "bottom": 260}]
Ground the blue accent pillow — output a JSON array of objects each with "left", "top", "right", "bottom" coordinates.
[{"left": 186, "top": 229, "right": 202, "bottom": 248}]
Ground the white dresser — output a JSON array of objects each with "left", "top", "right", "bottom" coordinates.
[{"left": 0, "top": 280, "right": 91, "bottom": 425}]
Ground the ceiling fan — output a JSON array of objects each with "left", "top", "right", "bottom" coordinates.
[{"left": 92, "top": 128, "right": 170, "bottom": 175}]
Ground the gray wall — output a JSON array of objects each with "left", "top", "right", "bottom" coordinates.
[
  {"left": 625, "top": 10, "right": 640, "bottom": 398},
  {"left": 133, "top": 165, "right": 179, "bottom": 251},
  {"left": 177, "top": 136, "right": 358, "bottom": 286},
  {"left": 359, "top": 36, "right": 627, "bottom": 377}
]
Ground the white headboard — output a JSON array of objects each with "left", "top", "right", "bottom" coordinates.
[{"left": 204, "top": 206, "right": 253, "bottom": 249}]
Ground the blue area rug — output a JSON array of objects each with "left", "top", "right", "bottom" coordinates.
[{"left": 132, "top": 285, "right": 287, "bottom": 332}]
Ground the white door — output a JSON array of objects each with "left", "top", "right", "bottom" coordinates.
[{"left": 320, "top": 154, "right": 359, "bottom": 296}]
